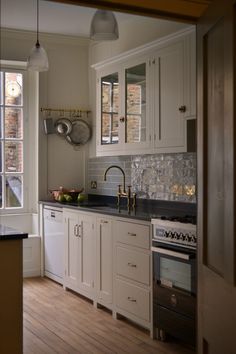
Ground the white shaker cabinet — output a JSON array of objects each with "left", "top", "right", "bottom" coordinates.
[
  {"left": 96, "top": 55, "right": 151, "bottom": 156},
  {"left": 96, "top": 217, "right": 113, "bottom": 307},
  {"left": 93, "top": 27, "right": 196, "bottom": 156},
  {"left": 153, "top": 30, "right": 196, "bottom": 152},
  {"left": 113, "top": 219, "right": 152, "bottom": 330},
  {"left": 64, "top": 210, "right": 96, "bottom": 300}
]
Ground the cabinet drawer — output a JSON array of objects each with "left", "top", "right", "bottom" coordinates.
[
  {"left": 116, "top": 246, "right": 150, "bottom": 285},
  {"left": 116, "top": 279, "right": 150, "bottom": 322},
  {"left": 115, "top": 221, "right": 150, "bottom": 249}
]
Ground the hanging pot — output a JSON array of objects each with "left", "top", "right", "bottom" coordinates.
[
  {"left": 54, "top": 118, "right": 72, "bottom": 136},
  {"left": 66, "top": 119, "right": 91, "bottom": 146}
]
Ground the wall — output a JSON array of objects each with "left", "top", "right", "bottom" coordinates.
[
  {"left": 87, "top": 153, "right": 196, "bottom": 203},
  {"left": 1, "top": 29, "right": 90, "bottom": 207}
]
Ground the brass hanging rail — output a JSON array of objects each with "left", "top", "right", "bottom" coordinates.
[{"left": 40, "top": 108, "right": 91, "bottom": 115}]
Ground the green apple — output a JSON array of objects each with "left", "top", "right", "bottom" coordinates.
[
  {"left": 77, "top": 193, "right": 86, "bottom": 203},
  {"left": 64, "top": 194, "right": 73, "bottom": 202},
  {"left": 58, "top": 194, "right": 66, "bottom": 202}
]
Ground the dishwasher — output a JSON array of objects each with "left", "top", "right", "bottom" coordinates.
[{"left": 43, "top": 206, "right": 63, "bottom": 284}]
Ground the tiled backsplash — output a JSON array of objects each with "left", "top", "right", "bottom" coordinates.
[{"left": 87, "top": 153, "right": 196, "bottom": 203}]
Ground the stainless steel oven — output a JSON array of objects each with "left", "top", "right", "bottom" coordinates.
[{"left": 152, "top": 217, "right": 197, "bottom": 346}]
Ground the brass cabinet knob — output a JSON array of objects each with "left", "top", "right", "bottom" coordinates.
[
  {"left": 179, "top": 105, "right": 186, "bottom": 113},
  {"left": 119, "top": 117, "right": 125, "bottom": 122}
]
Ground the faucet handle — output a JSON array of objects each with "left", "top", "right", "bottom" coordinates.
[
  {"left": 132, "top": 192, "right": 137, "bottom": 209},
  {"left": 127, "top": 185, "right": 131, "bottom": 197}
]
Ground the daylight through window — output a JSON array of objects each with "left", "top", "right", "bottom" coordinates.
[{"left": 0, "top": 70, "right": 24, "bottom": 209}]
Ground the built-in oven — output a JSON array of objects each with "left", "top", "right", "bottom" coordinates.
[{"left": 151, "top": 217, "right": 197, "bottom": 347}]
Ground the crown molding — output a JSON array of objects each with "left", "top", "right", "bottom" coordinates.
[
  {"left": 91, "top": 26, "right": 195, "bottom": 69},
  {"left": 1, "top": 28, "right": 90, "bottom": 46}
]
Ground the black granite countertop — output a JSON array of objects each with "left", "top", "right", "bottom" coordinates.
[
  {"left": 0, "top": 225, "right": 28, "bottom": 241},
  {"left": 39, "top": 195, "right": 196, "bottom": 222}
]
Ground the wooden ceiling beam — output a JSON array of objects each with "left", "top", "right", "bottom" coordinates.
[{"left": 47, "top": 0, "right": 212, "bottom": 23}]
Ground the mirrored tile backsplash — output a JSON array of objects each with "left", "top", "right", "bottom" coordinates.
[{"left": 87, "top": 153, "right": 196, "bottom": 203}]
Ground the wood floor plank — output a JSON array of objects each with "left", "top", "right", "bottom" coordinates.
[{"left": 23, "top": 278, "right": 195, "bottom": 354}]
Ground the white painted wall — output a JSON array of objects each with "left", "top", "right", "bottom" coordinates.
[
  {"left": 1, "top": 29, "right": 90, "bottom": 203},
  {"left": 88, "top": 18, "right": 190, "bottom": 157}
]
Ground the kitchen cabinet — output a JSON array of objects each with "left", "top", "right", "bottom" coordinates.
[
  {"left": 153, "top": 31, "right": 196, "bottom": 152},
  {"left": 96, "top": 56, "right": 151, "bottom": 155},
  {"left": 113, "top": 219, "right": 152, "bottom": 330},
  {"left": 64, "top": 210, "right": 96, "bottom": 300},
  {"left": 43, "top": 203, "right": 153, "bottom": 334},
  {"left": 96, "top": 216, "right": 113, "bottom": 307},
  {"left": 93, "top": 27, "right": 196, "bottom": 156}
]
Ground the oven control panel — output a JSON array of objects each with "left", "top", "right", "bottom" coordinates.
[{"left": 152, "top": 219, "right": 197, "bottom": 249}]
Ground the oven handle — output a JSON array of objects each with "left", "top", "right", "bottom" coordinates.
[{"left": 151, "top": 246, "right": 193, "bottom": 260}]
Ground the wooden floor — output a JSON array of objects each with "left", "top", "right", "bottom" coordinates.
[{"left": 23, "top": 278, "right": 195, "bottom": 354}]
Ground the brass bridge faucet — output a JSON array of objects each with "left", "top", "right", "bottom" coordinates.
[{"left": 103, "top": 165, "right": 136, "bottom": 209}]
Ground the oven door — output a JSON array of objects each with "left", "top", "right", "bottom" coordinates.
[{"left": 152, "top": 243, "right": 196, "bottom": 295}]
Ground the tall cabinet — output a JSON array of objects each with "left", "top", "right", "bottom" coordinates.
[{"left": 93, "top": 27, "right": 196, "bottom": 156}]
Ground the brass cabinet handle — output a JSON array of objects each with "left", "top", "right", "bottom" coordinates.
[
  {"left": 179, "top": 105, "right": 186, "bottom": 113},
  {"left": 78, "top": 224, "right": 82, "bottom": 238},
  {"left": 101, "top": 220, "right": 108, "bottom": 224},
  {"left": 74, "top": 224, "right": 79, "bottom": 237},
  {"left": 127, "top": 262, "right": 137, "bottom": 268},
  {"left": 127, "top": 232, "right": 136, "bottom": 237},
  {"left": 119, "top": 117, "right": 125, "bottom": 122},
  {"left": 127, "top": 296, "right": 137, "bottom": 302}
]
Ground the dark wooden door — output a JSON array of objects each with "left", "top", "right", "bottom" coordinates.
[{"left": 197, "top": 1, "right": 236, "bottom": 353}]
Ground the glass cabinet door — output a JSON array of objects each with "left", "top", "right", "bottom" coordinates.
[
  {"left": 125, "top": 63, "right": 146, "bottom": 144},
  {"left": 101, "top": 72, "right": 119, "bottom": 145}
]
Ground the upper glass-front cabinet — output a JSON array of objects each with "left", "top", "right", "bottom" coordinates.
[
  {"left": 95, "top": 28, "right": 196, "bottom": 156},
  {"left": 125, "top": 63, "right": 146, "bottom": 144},
  {"left": 101, "top": 72, "right": 119, "bottom": 145},
  {"left": 97, "top": 58, "right": 150, "bottom": 155}
]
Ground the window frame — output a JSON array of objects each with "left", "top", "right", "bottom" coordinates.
[{"left": 0, "top": 62, "right": 29, "bottom": 214}]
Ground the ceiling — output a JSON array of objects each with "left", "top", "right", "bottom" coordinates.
[
  {"left": 1, "top": 0, "right": 167, "bottom": 38},
  {"left": 49, "top": 0, "right": 212, "bottom": 23},
  {"left": 1, "top": 0, "right": 210, "bottom": 38}
]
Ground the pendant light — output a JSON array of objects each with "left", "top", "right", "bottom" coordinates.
[
  {"left": 90, "top": 10, "right": 119, "bottom": 41},
  {"left": 27, "top": 0, "right": 49, "bottom": 72}
]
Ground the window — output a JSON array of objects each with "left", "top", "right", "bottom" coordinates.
[{"left": 0, "top": 69, "right": 25, "bottom": 210}]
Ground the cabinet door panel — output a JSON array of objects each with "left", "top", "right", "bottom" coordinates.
[
  {"left": 97, "top": 218, "right": 113, "bottom": 304},
  {"left": 79, "top": 214, "right": 95, "bottom": 293},
  {"left": 64, "top": 212, "right": 79, "bottom": 289},
  {"left": 155, "top": 42, "right": 185, "bottom": 149}
]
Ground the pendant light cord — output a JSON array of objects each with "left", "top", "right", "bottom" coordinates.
[{"left": 36, "top": 0, "right": 40, "bottom": 47}]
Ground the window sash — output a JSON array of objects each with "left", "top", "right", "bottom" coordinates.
[{"left": 0, "top": 67, "right": 28, "bottom": 212}]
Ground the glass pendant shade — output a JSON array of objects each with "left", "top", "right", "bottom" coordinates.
[
  {"left": 27, "top": 0, "right": 49, "bottom": 72},
  {"left": 27, "top": 41, "right": 49, "bottom": 72},
  {"left": 90, "top": 10, "right": 119, "bottom": 40}
]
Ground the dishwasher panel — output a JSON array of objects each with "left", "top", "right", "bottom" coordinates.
[{"left": 44, "top": 207, "right": 63, "bottom": 284}]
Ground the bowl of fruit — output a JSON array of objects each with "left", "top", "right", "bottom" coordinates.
[{"left": 50, "top": 187, "right": 84, "bottom": 203}]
